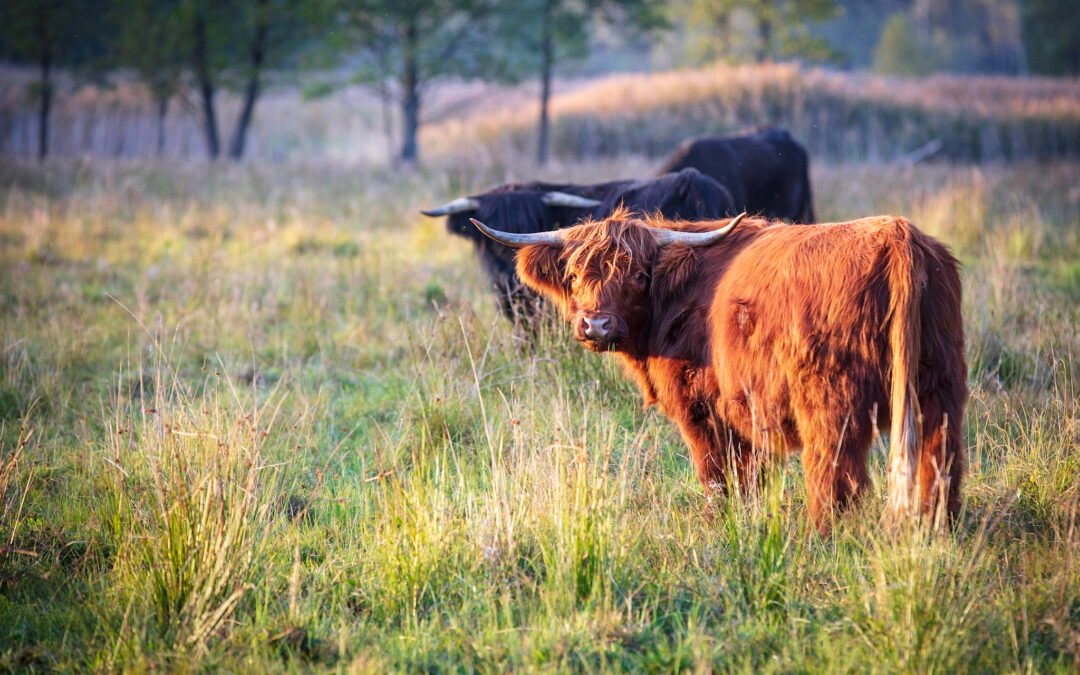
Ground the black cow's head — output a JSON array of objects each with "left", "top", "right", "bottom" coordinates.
[
  {"left": 422, "top": 189, "right": 601, "bottom": 243},
  {"left": 420, "top": 188, "right": 602, "bottom": 323}
]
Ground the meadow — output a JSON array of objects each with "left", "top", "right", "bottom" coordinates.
[{"left": 0, "top": 151, "right": 1077, "bottom": 672}]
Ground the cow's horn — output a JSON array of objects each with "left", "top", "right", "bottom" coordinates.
[
  {"left": 541, "top": 191, "right": 602, "bottom": 208},
  {"left": 469, "top": 218, "right": 566, "bottom": 248},
  {"left": 420, "top": 197, "right": 480, "bottom": 217},
  {"left": 651, "top": 212, "right": 746, "bottom": 247}
]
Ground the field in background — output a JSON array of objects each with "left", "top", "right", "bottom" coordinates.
[
  {"left": 1, "top": 154, "right": 1078, "bottom": 670},
  {"left": 0, "top": 65, "right": 541, "bottom": 163},
  {"left": 428, "top": 63, "right": 1080, "bottom": 163},
  {"left": 4, "top": 63, "right": 1080, "bottom": 165}
]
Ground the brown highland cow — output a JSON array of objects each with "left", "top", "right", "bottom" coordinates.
[{"left": 471, "top": 210, "right": 967, "bottom": 533}]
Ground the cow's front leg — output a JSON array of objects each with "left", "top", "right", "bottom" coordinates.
[{"left": 671, "top": 409, "right": 754, "bottom": 497}]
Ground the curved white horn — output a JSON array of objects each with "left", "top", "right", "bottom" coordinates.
[
  {"left": 420, "top": 196, "right": 480, "bottom": 217},
  {"left": 651, "top": 212, "right": 746, "bottom": 247},
  {"left": 541, "top": 191, "right": 602, "bottom": 208},
  {"left": 469, "top": 218, "right": 566, "bottom": 248}
]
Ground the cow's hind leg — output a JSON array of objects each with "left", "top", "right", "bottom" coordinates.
[
  {"left": 917, "top": 390, "right": 965, "bottom": 528},
  {"left": 794, "top": 390, "right": 875, "bottom": 534}
]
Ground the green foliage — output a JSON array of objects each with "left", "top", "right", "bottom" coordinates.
[
  {"left": 874, "top": 0, "right": 1026, "bottom": 75},
  {"left": 1022, "top": 0, "right": 1080, "bottom": 76},
  {"left": 321, "top": 0, "right": 501, "bottom": 89},
  {"left": 494, "top": 0, "right": 669, "bottom": 76},
  {"left": 110, "top": 0, "right": 185, "bottom": 102},
  {"left": 677, "top": 0, "right": 840, "bottom": 65},
  {"left": 318, "top": 0, "right": 509, "bottom": 161},
  {"left": 0, "top": 0, "right": 113, "bottom": 157},
  {"left": 873, "top": 12, "right": 949, "bottom": 76},
  {"left": 0, "top": 0, "right": 110, "bottom": 71}
]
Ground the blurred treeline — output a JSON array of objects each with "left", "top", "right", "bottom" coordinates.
[{"left": 0, "top": 0, "right": 1075, "bottom": 164}]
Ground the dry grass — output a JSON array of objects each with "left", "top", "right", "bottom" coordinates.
[
  {"left": 6, "top": 63, "right": 1079, "bottom": 165},
  {"left": 0, "top": 66, "right": 535, "bottom": 163},
  {"left": 427, "top": 62, "right": 1080, "bottom": 163}
]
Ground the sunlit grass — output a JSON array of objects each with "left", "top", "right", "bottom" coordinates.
[
  {"left": 427, "top": 63, "right": 1080, "bottom": 164},
  {"left": 0, "top": 159, "right": 1078, "bottom": 670}
]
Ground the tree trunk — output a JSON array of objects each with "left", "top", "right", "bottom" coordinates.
[
  {"left": 36, "top": 5, "right": 52, "bottom": 161},
  {"left": 912, "top": 0, "right": 931, "bottom": 44},
  {"left": 155, "top": 94, "right": 168, "bottom": 157},
  {"left": 38, "top": 53, "right": 52, "bottom": 161},
  {"left": 379, "top": 80, "right": 395, "bottom": 160},
  {"left": 536, "top": 0, "right": 553, "bottom": 166},
  {"left": 756, "top": 14, "right": 773, "bottom": 63},
  {"left": 400, "top": 18, "right": 420, "bottom": 164},
  {"left": 194, "top": 14, "right": 220, "bottom": 159},
  {"left": 229, "top": 0, "right": 268, "bottom": 160}
]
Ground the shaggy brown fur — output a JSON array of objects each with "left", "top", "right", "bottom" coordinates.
[{"left": 515, "top": 210, "right": 967, "bottom": 533}]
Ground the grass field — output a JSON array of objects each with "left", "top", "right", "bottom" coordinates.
[
  {"left": 428, "top": 64, "right": 1080, "bottom": 163},
  {"left": 1, "top": 156, "right": 1079, "bottom": 671}
]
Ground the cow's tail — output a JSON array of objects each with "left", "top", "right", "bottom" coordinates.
[{"left": 885, "top": 219, "right": 924, "bottom": 524}]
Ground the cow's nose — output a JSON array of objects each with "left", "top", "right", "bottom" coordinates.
[{"left": 582, "top": 315, "right": 611, "bottom": 339}]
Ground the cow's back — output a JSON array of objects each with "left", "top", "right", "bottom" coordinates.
[
  {"left": 601, "top": 169, "right": 735, "bottom": 221},
  {"left": 658, "top": 139, "right": 753, "bottom": 208},
  {"left": 658, "top": 130, "right": 814, "bottom": 222},
  {"left": 706, "top": 218, "right": 920, "bottom": 438}
]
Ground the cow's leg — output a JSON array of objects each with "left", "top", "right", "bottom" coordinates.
[
  {"left": 642, "top": 364, "right": 753, "bottom": 497},
  {"left": 673, "top": 416, "right": 729, "bottom": 491},
  {"left": 669, "top": 412, "right": 755, "bottom": 498},
  {"left": 917, "top": 389, "right": 965, "bottom": 528},
  {"left": 793, "top": 390, "right": 875, "bottom": 534}
]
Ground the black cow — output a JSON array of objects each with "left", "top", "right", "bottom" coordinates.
[
  {"left": 657, "top": 128, "right": 815, "bottom": 223},
  {"left": 422, "top": 168, "right": 735, "bottom": 323}
]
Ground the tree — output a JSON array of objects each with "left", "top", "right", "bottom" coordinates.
[
  {"left": 112, "top": 0, "right": 185, "bottom": 156},
  {"left": 327, "top": 0, "right": 506, "bottom": 164},
  {"left": 186, "top": 1, "right": 233, "bottom": 159},
  {"left": 872, "top": 12, "right": 947, "bottom": 76},
  {"left": 870, "top": 0, "right": 1025, "bottom": 76},
  {"left": 0, "top": 0, "right": 108, "bottom": 159},
  {"left": 1022, "top": 0, "right": 1080, "bottom": 76},
  {"left": 182, "top": 0, "right": 312, "bottom": 160},
  {"left": 678, "top": 0, "right": 840, "bottom": 65},
  {"left": 503, "top": 0, "right": 666, "bottom": 165}
]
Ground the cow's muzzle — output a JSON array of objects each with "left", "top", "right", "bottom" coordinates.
[{"left": 574, "top": 312, "right": 625, "bottom": 350}]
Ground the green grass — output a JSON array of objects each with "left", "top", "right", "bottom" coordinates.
[{"left": 1, "top": 159, "right": 1078, "bottom": 671}]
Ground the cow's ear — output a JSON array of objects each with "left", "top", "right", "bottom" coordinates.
[
  {"left": 516, "top": 244, "right": 568, "bottom": 305},
  {"left": 652, "top": 244, "right": 699, "bottom": 300}
]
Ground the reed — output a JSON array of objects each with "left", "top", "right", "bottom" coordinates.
[{"left": 426, "top": 62, "right": 1080, "bottom": 163}]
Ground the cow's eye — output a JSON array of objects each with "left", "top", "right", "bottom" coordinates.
[
  {"left": 635, "top": 271, "right": 650, "bottom": 283},
  {"left": 567, "top": 273, "right": 578, "bottom": 284}
]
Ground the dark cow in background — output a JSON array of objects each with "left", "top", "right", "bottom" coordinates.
[
  {"left": 658, "top": 128, "right": 815, "bottom": 223},
  {"left": 422, "top": 168, "right": 734, "bottom": 322}
]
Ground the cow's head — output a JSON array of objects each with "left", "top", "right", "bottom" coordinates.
[
  {"left": 421, "top": 190, "right": 601, "bottom": 242},
  {"left": 471, "top": 210, "right": 744, "bottom": 353}
]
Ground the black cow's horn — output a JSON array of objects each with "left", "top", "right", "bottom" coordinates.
[
  {"left": 470, "top": 218, "right": 566, "bottom": 248},
  {"left": 541, "top": 191, "right": 602, "bottom": 208},
  {"left": 420, "top": 197, "right": 480, "bottom": 217},
  {"left": 651, "top": 212, "right": 746, "bottom": 247}
]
